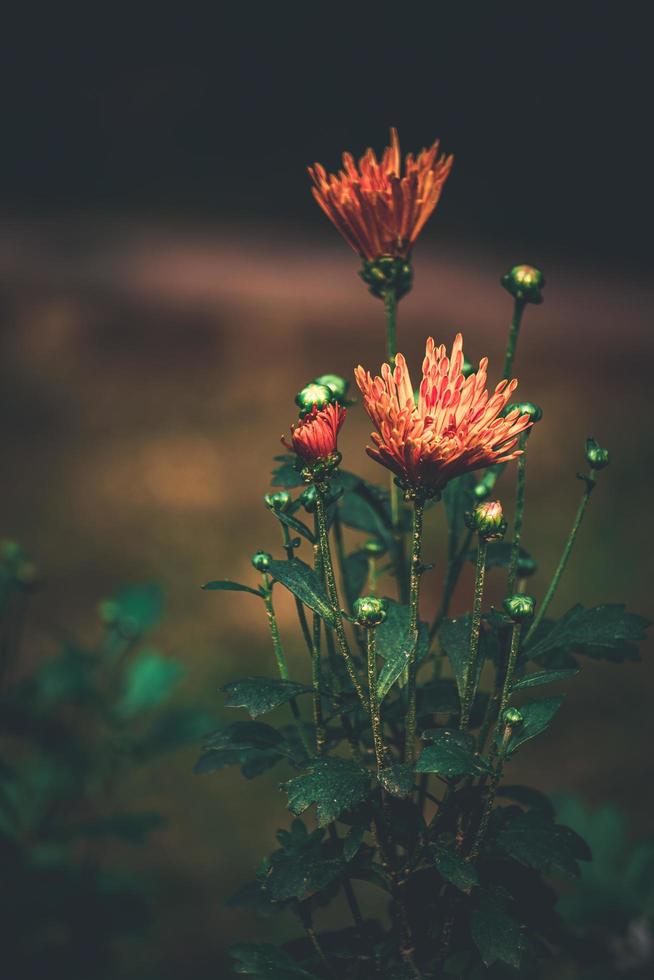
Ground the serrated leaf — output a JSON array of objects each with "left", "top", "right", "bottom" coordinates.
[
  {"left": 378, "top": 763, "right": 414, "bottom": 798},
  {"left": 511, "top": 667, "right": 579, "bottom": 691},
  {"left": 471, "top": 892, "right": 524, "bottom": 968},
  {"left": 439, "top": 615, "right": 499, "bottom": 701},
  {"left": 265, "top": 819, "right": 344, "bottom": 901},
  {"left": 271, "top": 455, "right": 305, "bottom": 489},
  {"left": 266, "top": 557, "right": 337, "bottom": 627},
  {"left": 202, "top": 579, "right": 262, "bottom": 596},
  {"left": 415, "top": 730, "right": 490, "bottom": 778},
  {"left": 431, "top": 842, "right": 478, "bottom": 892},
  {"left": 194, "top": 722, "right": 286, "bottom": 777},
  {"left": 231, "top": 942, "right": 320, "bottom": 979},
  {"left": 283, "top": 758, "right": 371, "bottom": 826},
  {"left": 526, "top": 604, "right": 649, "bottom": 663},
  {"left": 494, "top": 808, "right": 591, "bottom": 877},
  {"left": 117, "top": 650, "right": 184, "bottom": 717},
  {"left": 223, "top": 677, "right": 311, "bottom": 718},
  {"left": 376, "top": 600, "right": 430, "bottom": 701},
  {"left": 506, "top": 696, "right": 565, "bottom": 755}
]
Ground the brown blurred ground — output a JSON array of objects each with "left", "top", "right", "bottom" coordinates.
[{"left": 1, "top": 216, "right": 653, "bottom": 976}]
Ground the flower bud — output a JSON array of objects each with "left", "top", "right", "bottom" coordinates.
[
  {"left": 363, "top": 538, "right": 386, "bottom": 556},
  {"left": 465, "top": 500, "right": 507, "bottom": 541},
  {"left": 504, "top": 401, "right": 543, "bottom": 424},
  {"left": 353, "top": 595, "right": 388, "bottom": 628},
  {"left": 461, "top": 358, "right": 475, "bottom": 379},
  {"left": 503, "top": 593, "right": 536, "bottom": 622},
  {"left": 501, "top": 264, "right": 545, "bottom": 304},
  {"left": 359, "top": 255, "right": 413, "bottom": 301},
  {"left": 299, "top": 485, "right": 318, "bottom": 513},
  {"left": 251, "top": 550, "right": 272, "bottom": 572},
  {"left": 585, "top": 437, "right": 610, "bottom": 471},
  {"left": 264, "top": 490, "right": 292, "bottom": 512},
  {"left": 295, "top": 383, "right": 333, "bottom": 417},
  {"left": 503, "top": 706, "right": 524, "bottom": 727},
  {"left": 313, "top": 374, "right": 349, "bottom": 404}
]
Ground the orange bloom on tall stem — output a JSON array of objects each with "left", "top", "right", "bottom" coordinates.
[
  {"left": 355, "top": 334, "right": 531, "bottom": 493},
  {"left": 308, "top": 128, "right": 453, "bottom": 261},
  {"left": 282, "top": 403, "right": 346, "bottom": 466}
]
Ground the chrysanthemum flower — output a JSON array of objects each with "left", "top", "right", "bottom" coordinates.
[
  {"left": 308, "top": 128, "right": 453, "bottom": 262},
  {"left": 354, "top": 334, "right": 531, "bottom": 493},
  {"left": 282, "top": 403, "right": 346, "bottom": 466}
]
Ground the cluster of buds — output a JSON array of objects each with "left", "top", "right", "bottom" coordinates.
[
  {"left": 360, "top": 255, "right": 413, "bottom": 301},
  {"left": 353, "top": 595, "right": 388, "bottom": 629},
  {"left": 465, "top": 500, "right": 507, "bottom": 541},
  {"left": 501, "top": 264, "right": 545, "bottom": 305}
]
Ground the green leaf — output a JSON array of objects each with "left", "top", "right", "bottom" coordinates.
[
  {"left": 194, "top": 721, "right": 288, "bottom": 777},
  {"left": 343, "top": 550, "right": 370, "bottom": 600},
  {"left": 378, "top": 763, "right": 415, "bottom": 798},
  {"left": 30, "top": 645, "right": 99, "bottom": 709},
  {"left": 511, "top": 667, "right": 579, "bottom": 691},
  {"left": 231, "top": 943, "right": 320, "bottom": 979},
  {"left": 343, "top": 825, "right": 365, "bottom": 862},
  {"left": 266, "top": 557, "right": 337, "bottom": 627},
  {"left": 376, "top": 600, "right": 430, "bottom": 701},
  {"left": 443, "top": 474, "right": 476, "bottom": 550},
  {"left": 223, "top": 677, "right": 312, "bottom": 718},
  {"left": 416, "top": 679, "right": 461, "bottom": 717},
  {"left": 271, "top": 454, "right": 305, "bottom": 489},
  {"left": 415, "top": 730, "right": 490, "bottom": 778},
  {"left": 526, "top": 604, "right": 650, "bottom": 663},
  {"left": 270, "top": 508, "right": 315, "bottom": 543},
  {"left": 283, "top": 757, "right": 371, "bottom": 826},
  {"left": 110, "top": 582, "right": 165, "bottom": 634},
  {"left": 337, "top": 477, "right": 396, "bottom": 549},
  {"left": 440, "top": 615, "right": 499, "bottom": 701},
  {"left": 496, "top": 785, "right": 555, "bottom": 818},
  {"left": 202, "top": 579, "right": 262, "bottom": 596},
  {"left": 494, "top": 808, "right": 591, "bottom": 877},
  {"left": 431, "top": 842, "right": 478, "bottom": 892},
  {"left": 265, "top": 819, "right": 344, "bottom": 901},
  {"left": 471, "top": 892, "right": 524, "bottom": 969},
  {"left": 134, "top": 706, "right": 217, "bottom": 761},
  {"left": 506, "top": 696, "right": 565, "bottom": 755},
  {"left": 117, "top": 650, "right": 184, "bottom": 717}
]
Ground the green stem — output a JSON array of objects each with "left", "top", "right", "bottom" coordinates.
[
  {"left": 314, "top": 487, "right": 368, "bottom": 711},
  {"left": 502, "top": 298, "right": 526, "bottom": 379},
  {"left": 405, "top": 498, "right": 425, "bottom": 766},
  {"left": 468, "top": 723, "right": 512, "bottom": 862},
  {"left": 367, "top": 628, "right": 384, "bottom": 773},
  {"left": 507, "top": 433, "right": 528, "bottom": 596},
  {"left": 384, "top": 283, "right": 409, "bottom": 603},
  {"left": 459, "top": 537, "right": 488, "bottom": 732},
  {"left": 384, "top": 286, "right": 398, "bottom": 367},
  {"left": 488, "top": 623, "right": 522, "bottom": 763},
  {"left": 525, "top": 471, "right": 597, "bottom": 644}
]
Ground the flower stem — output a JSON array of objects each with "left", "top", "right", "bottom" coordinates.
[
  {"left": 502, "top": 298, "right": 526, "bottom": 379},
  {"left": 384, "top": 286, "right": 398, "bottom": 367},
  {"left": 525, "top": 471, "right": 597, "bottom": 644},
  {"left": 367, "top": 628, "right": 384, "bottom": 774},
  {"left": 507, "top": 432, "right": 528, "bottom": 596},
  {"left": 384, "top": 284, "right": 409, "bottom": 602},
  {"left": 488, "top": 622, "right": 522, "bottom": 763},
  {"left": 311, "top": 538, "right": 326, "bottom": 755},
  {"left": 405, "top": 498, "right": 425, "bottom": 766},
  {"left": 459, "top": 537, "right": 488, "bottom": 732},
  {"left": 467, "top": 722, "right": 512, "bottom": 862},
  {"left": 314, "top": 486, "right": 368, "bottom": 711}
]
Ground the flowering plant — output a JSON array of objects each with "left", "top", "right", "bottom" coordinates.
[{"left": 198, "top": 132, "right": 649, "bottom": 979}]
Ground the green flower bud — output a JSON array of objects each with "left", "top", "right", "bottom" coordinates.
[
  {"left": 353, "top": 595, "right": 388, "bottom": 628},
  {"left": 363, "top": 538, "right": 386, "bottom": 556},
  {"left": 295, "top": 383, "right": 333, "bottom": 417},
  {"left": 504, "top": 401, "right": 543, "bottom": 424},
  {"left": 503, "top": 593, "right": 536, "bottom": 622},
  {"left": 264, "top": 490, "right": 292, "bottom": 512},
  {"left": 585, "top": 437, "right": 610, "bottom": 471},
  {"left": 251, "top": 550, "right": 272, "bottom": 572},
  {"left": 501, "top": 264, "right": 545, "bottom": 304},
  {"left": 299, "top": 485, "right": 318, "bottom": 513},
  {"left": 313, "top": 374, "right": 349, "bottom": 404},
  {"left": 517, "top": 554, "right": 538, "bottom": 579},
  {"left": 359, "top": 255, "right": 413, "bottom": 301},
  {"left": 461, "top": 358, "right": 475, "bottom": 379},
  {"left": 503, "top": 706, "right": 524, "bottom": 727},
  {"left": 465, "top": 500, "right": 507, "bottom": 541}
]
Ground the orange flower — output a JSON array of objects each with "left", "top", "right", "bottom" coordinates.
[
  {"left": 354, "top": 334, "right": 531, "bottom": 493},
  {"left": 308, "top": 128, "right": 453, "bottom": 261},
  {"left": 282, "top": 403, "right": 346, "bottom": 466}
]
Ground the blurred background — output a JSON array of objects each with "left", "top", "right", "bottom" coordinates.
[{"left": 1, "top": 5, "right": 652, "bottom": 978}]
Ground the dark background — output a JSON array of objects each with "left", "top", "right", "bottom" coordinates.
[{"left": 1, "top": 6, "right": 652, "bottom": 978}]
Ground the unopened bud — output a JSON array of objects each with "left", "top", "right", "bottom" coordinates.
[
  {"left": 353, "top": 595, "right": 387, "bottom": 628},
  {"left": 504, "top": 401, "right": 543, "bottom": 424},
  {"left": 299, "top": 485, "right": 318, "bottom": 513},
  {"left": 465, "top": 500, "right": 507, "bottom": 541},
  {"left": 503, "top": 594, "right": 536, "bottom": 622},
  {"left": 501, "top": 264, "right": 545, "bottom": 304},
  {"left": 295, "top": 383, "right": 333, "bottom": 417},
  {"left": 503, "top": 707, "right": 524, "bottom": 727},
  {"left": 359, "top": 255, "right": 413, "bottom": 301},
  {"left": 585, "top": 437, "right": 610, "bottom": 471},
  {"left": 264, "top": 490, "right": 291, "bottom": 512},
  {"left": 313, "top": 374, "right": 349, "bottom": 404},
  {"left": 363, "top": 538, "right": 385, "bottom": 556},
  {"left": 251, "top": 550, "right": 272, "bottom": 572}
]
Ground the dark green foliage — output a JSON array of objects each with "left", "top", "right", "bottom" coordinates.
[
  {"left": 431, "top": 842, "right": 479, "bottom": 892},
  {"left": 496, "top": 785, "right": 555, "bottom": 818},
  {"left": 283, "top": 758, "right": 371, "bottom": 826},
  {"left": 492, "top": 807, "right": 591, "bottom": 877},
  {"left": 526, "top": 604, "right": 650, "bottom": 663},
  {"left": 269, "top": 508, "right": 316, "bottom": 543},
  {"left": 511, "top": 667, "right": 579, "bottom": 691},
  {"left": 443, "top": 473, "right": 476, "bottom": 550},
  {"left": 231, "top": 942, "right": 320, "bottom": 978},
  {"left": 266, "top": 557, "right": 337, "bottom": 626},
  {"left": 466, "top": 540, "right": 534, "bottom": 571},
  {"left": 471, "top": 891, "right": 525, "bottom": 968},
  {"left": 376, "top": 599, "right": 430, "bottom": 700},
  {"left": 506, "top": 696, "right": 565, "bottom": 755},
  {"left": 223, "top": 677, "right": 312, "bottom": 718},
  {"left": 117, "top": 649, "right": 185, "bottom": 716},
  {"left": 415, "top": 730, "right": 491, "bottom": 778},
  {"left": 202, "top": 579, "right": 263, "bottom": 595},
  {"left": 263, "top": 820, "right": 344, "bottom": 901},
  {"left": 378, "top": 763, "right": 415, "bottom": 798},
  {"left": 195, "top": 721, "right": 296, "bottom": 777},
  {"left": 343, "top": 550, "right": 370, "bottom": 599},
  {"left": 271, "top": 455, "right": 306, "bottom": 489},
  {"left": 440, "top": 615, "right": 499, "bottom": 700}
]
